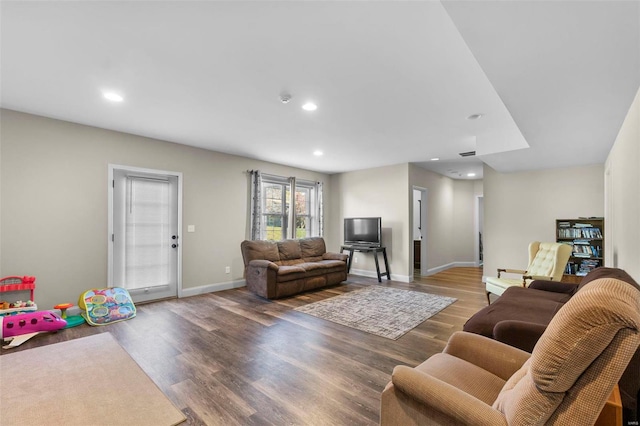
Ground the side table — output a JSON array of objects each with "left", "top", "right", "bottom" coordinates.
[{"left": 340, "top": 245, "right": 390, "bottom": 283}]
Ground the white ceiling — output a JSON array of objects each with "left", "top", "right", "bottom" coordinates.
[{"left": 2, "top": 1, "right": 639, "bottom": 179}]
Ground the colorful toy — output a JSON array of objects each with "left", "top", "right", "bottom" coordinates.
[
  {"left": 1, "top": 310, "right": 67, "bottom": 349},
  {"left": 78, "top": 287, "right": 136, "bottom": 326},
  {"left": 0, "top": 276, "right": 38, "bottom": 316},
  {"left": 53, "top": 303, "right": 85, "bottom": 328}
]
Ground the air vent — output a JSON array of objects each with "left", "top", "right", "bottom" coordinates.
[{"left": 459, "top": 151, "right": 476, "bottom": 157}]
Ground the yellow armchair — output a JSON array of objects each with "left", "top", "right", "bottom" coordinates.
[{"left": 485, "top": 241, "right": 572, "bottom": 304}]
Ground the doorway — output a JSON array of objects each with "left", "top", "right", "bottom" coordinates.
[
  {"left": 108, "top": 165, "right": 182, "bottom": 303},
  {"left": 412, "top": 187, "right": 428, "bottom": 277},
  {"left": 475, "top": 195, "right": 484, "bottom": 266}
]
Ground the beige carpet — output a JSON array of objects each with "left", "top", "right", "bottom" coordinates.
[{"left": 0, "top": 333, "right": 186, "bottom": 426}]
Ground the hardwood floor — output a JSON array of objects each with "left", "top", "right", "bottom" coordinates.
[{"left": 1, "top": 267, "right": 486, "bottom": 425}]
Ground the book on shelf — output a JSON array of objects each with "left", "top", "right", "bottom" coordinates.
[
  {"left": 557, "top": 227, "right": 602, "bottom": 239},
  {"left": 573, "top": 239, "right": 590, "bottom": 245},
  {"left": 571, "top": 244, "right": 602, "bottom": 257},
  {"left": 565, "top": 262, "right": 578, "bottom": 275},
  {"left": 576, "top": 259, "right": 600, "bottom": 276}
]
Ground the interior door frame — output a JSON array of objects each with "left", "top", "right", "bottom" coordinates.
[
  {"left": 107, "top": 164, "right": 183, "bottom": 298},
  {"left": 411, "top": 186, "right": 428, "bottom": 278},
  {"left": 475, "top": 195, "right": 484, "bottom": 267}
]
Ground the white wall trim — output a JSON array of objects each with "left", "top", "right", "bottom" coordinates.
[
  {"left": 349, "top": 268, "right": 410, "bottom": 283},
  {"left": 411, "top": 185, "right": 429, "bottom": 277},
  {"left": 179, "top": 279, "right": 246, "bottom": 298},
  {"left": 425, "top": 261, "right": 477, "bottom": 276}
]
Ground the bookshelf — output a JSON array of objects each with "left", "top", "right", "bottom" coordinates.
[{"left": 556, "top": 218, "right": 604, "bottom": 283}]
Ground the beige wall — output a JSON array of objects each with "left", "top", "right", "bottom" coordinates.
[
  {"left": 328, "top": 163, "right": 410, "bottom": 280},
  {"left": 327, "top": 163, "right": 481, "bottom": 281},
  {"left": 408, "top": 164, "right": 479, "bottom": 273},
  {"left": 605, "top": 88, "right": 640, "bottom": 280},
  {"left": 483, "top": 163, "right": 604, "bottom": 280},
  {"left": 452, "top": 179, "right": 477, "bottom": 263},
  {"left": 0, "top": 109, "right": 330, "bottom": 309}
]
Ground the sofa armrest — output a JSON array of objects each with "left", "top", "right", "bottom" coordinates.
[
  {"left": 248, "top": 259, "right": 279, "bottom": 271},
  {"left": 443, "top": 332, "right": 530, "bottom": 381},
  {"left": 528, "top": 280, "right": 578, "bottom": 294},
  {"left": 245, "top": 260, "right": 279, "bottom": 299},
  {"left": 391, "top": 366, "right": 507, "bottom": 425},
  {"left": 322, "top": 252, "right": 348, "bottom": 262},
  {"left": 497, "top": 268, "right": 526, "bottom": 278},
  {"left": 523, "top": 274, "right": 558, "bottom": 282},
  {"left": 494, "top": 320, "right": 548, "bottom": 353}
]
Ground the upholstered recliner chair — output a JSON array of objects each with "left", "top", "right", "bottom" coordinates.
[
  {"left": 380, "top": 277, "right": 640, "bottom": 425},
  {"left": 485, "top": 241, "right": 571, "bottom": 304}
]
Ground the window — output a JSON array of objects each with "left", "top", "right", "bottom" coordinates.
[
  {"left": 257, "top": 174, "right": 321, "bottom": 241},
  {"left": 263, "top": 181, "right": 287, "bottom": 241}
]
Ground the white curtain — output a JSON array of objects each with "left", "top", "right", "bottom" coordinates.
[
  {"left": 250, "top": 170, "right": 262, "bottom": 240},
  {"left": 316, "top": 181, "right": 324, "bottom": 237},
  {"left": 288, "top": 176, "right": 296, "bottom": 239}
]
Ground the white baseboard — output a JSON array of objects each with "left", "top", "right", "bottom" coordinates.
[
  {"left": 349, "top": 268, "right": 410, "bottom": 283},
  {"left": 49, "top": 282, "right": 247, "bottom": 317},
  {"left": 179, "top": 279, "right": 246, "bottom": 298},
  {"left": 424, "top": 261, "right": 477, "bottom": 276}
]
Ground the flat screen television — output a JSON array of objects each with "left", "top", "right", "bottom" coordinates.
[{"left": 344, "top": 217, "right": 382, "bottom": 247}]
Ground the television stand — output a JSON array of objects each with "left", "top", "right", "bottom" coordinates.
[{"left": 340, "top": 245, "right": 390, "bottom": 283}]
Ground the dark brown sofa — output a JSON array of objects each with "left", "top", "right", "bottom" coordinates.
[
  {"left": 464, "top": 267, "right": 640, "bottom": 424},
  {"left": 240, "top": 237, "right": 348, "bottom": 299}
]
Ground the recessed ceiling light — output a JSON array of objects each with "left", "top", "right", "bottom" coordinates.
[
  {"left": 430, "top": 157, "right": 440, "bottom": 161},
  {"left": 313, "top": 150, "right": 323, "bottom": 156},
  {"left": 467, "top": 113, "right": 483, "bottom": 120},
  {"left": 302, "top": 102, "right": 317, "bottom": 111},
  {"left": 467, "top": 173, "right": 476, "bottom": 177},
  {"left": 103, "top": 92, "right": 124, "bottom": 102}
]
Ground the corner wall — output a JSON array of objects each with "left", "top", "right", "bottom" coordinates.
[
  {"left": 0, "top": 109, "right": 330, "bottom": 309},
  {"left": 605, "top": 87, "right": 640, "bottom": 280},
  {"left": 328, "top": 163, "right": 410, "bottom": 281},
  {"left": 483, "top": 163, "right": 604, "bottom": 281}
]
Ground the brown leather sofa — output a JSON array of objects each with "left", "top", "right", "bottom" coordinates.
[
  {"left": 240, "top": 237, "right": 348, "bottom": 299},
  {"left": 464, "top": 267, "right": 640, "bottom": 423}
]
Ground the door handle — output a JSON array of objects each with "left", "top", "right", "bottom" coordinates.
[
  {"left": 172, "top": 235, "right": 178, "bottom": 240},
  {"left": 171, "top": 244, "right": 178, "bottom": 249}
]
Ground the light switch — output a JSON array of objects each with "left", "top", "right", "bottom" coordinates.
[{"left": 187, "top": 225, "right": 195, "bottom": 233}]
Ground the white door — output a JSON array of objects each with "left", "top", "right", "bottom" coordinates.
[{"left": 110, "top": 166, "right": 181, "bottom": 303}]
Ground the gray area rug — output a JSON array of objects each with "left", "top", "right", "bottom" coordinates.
[{"left": 295, "top": 286, "right": 457, "bottom": 340}]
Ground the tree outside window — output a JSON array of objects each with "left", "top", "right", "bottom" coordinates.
[{"left": 261, "top": 179, "right": 315, "bottom": 241}]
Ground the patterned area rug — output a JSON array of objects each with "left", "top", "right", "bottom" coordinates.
[{"left": 295, "top": 286, "right": 457, "bottom": 340}]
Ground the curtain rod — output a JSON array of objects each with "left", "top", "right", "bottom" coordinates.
[{"left": 246, "top": 169, "right": 322, "bottom": 185}]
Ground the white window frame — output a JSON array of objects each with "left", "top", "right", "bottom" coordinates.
[{"left": 260, "top": 174, "right": 319, "bottom": 241}]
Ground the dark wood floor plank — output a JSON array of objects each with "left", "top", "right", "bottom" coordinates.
[{"left": 1, "top": 267, "right": 485, "bottom": 425}]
